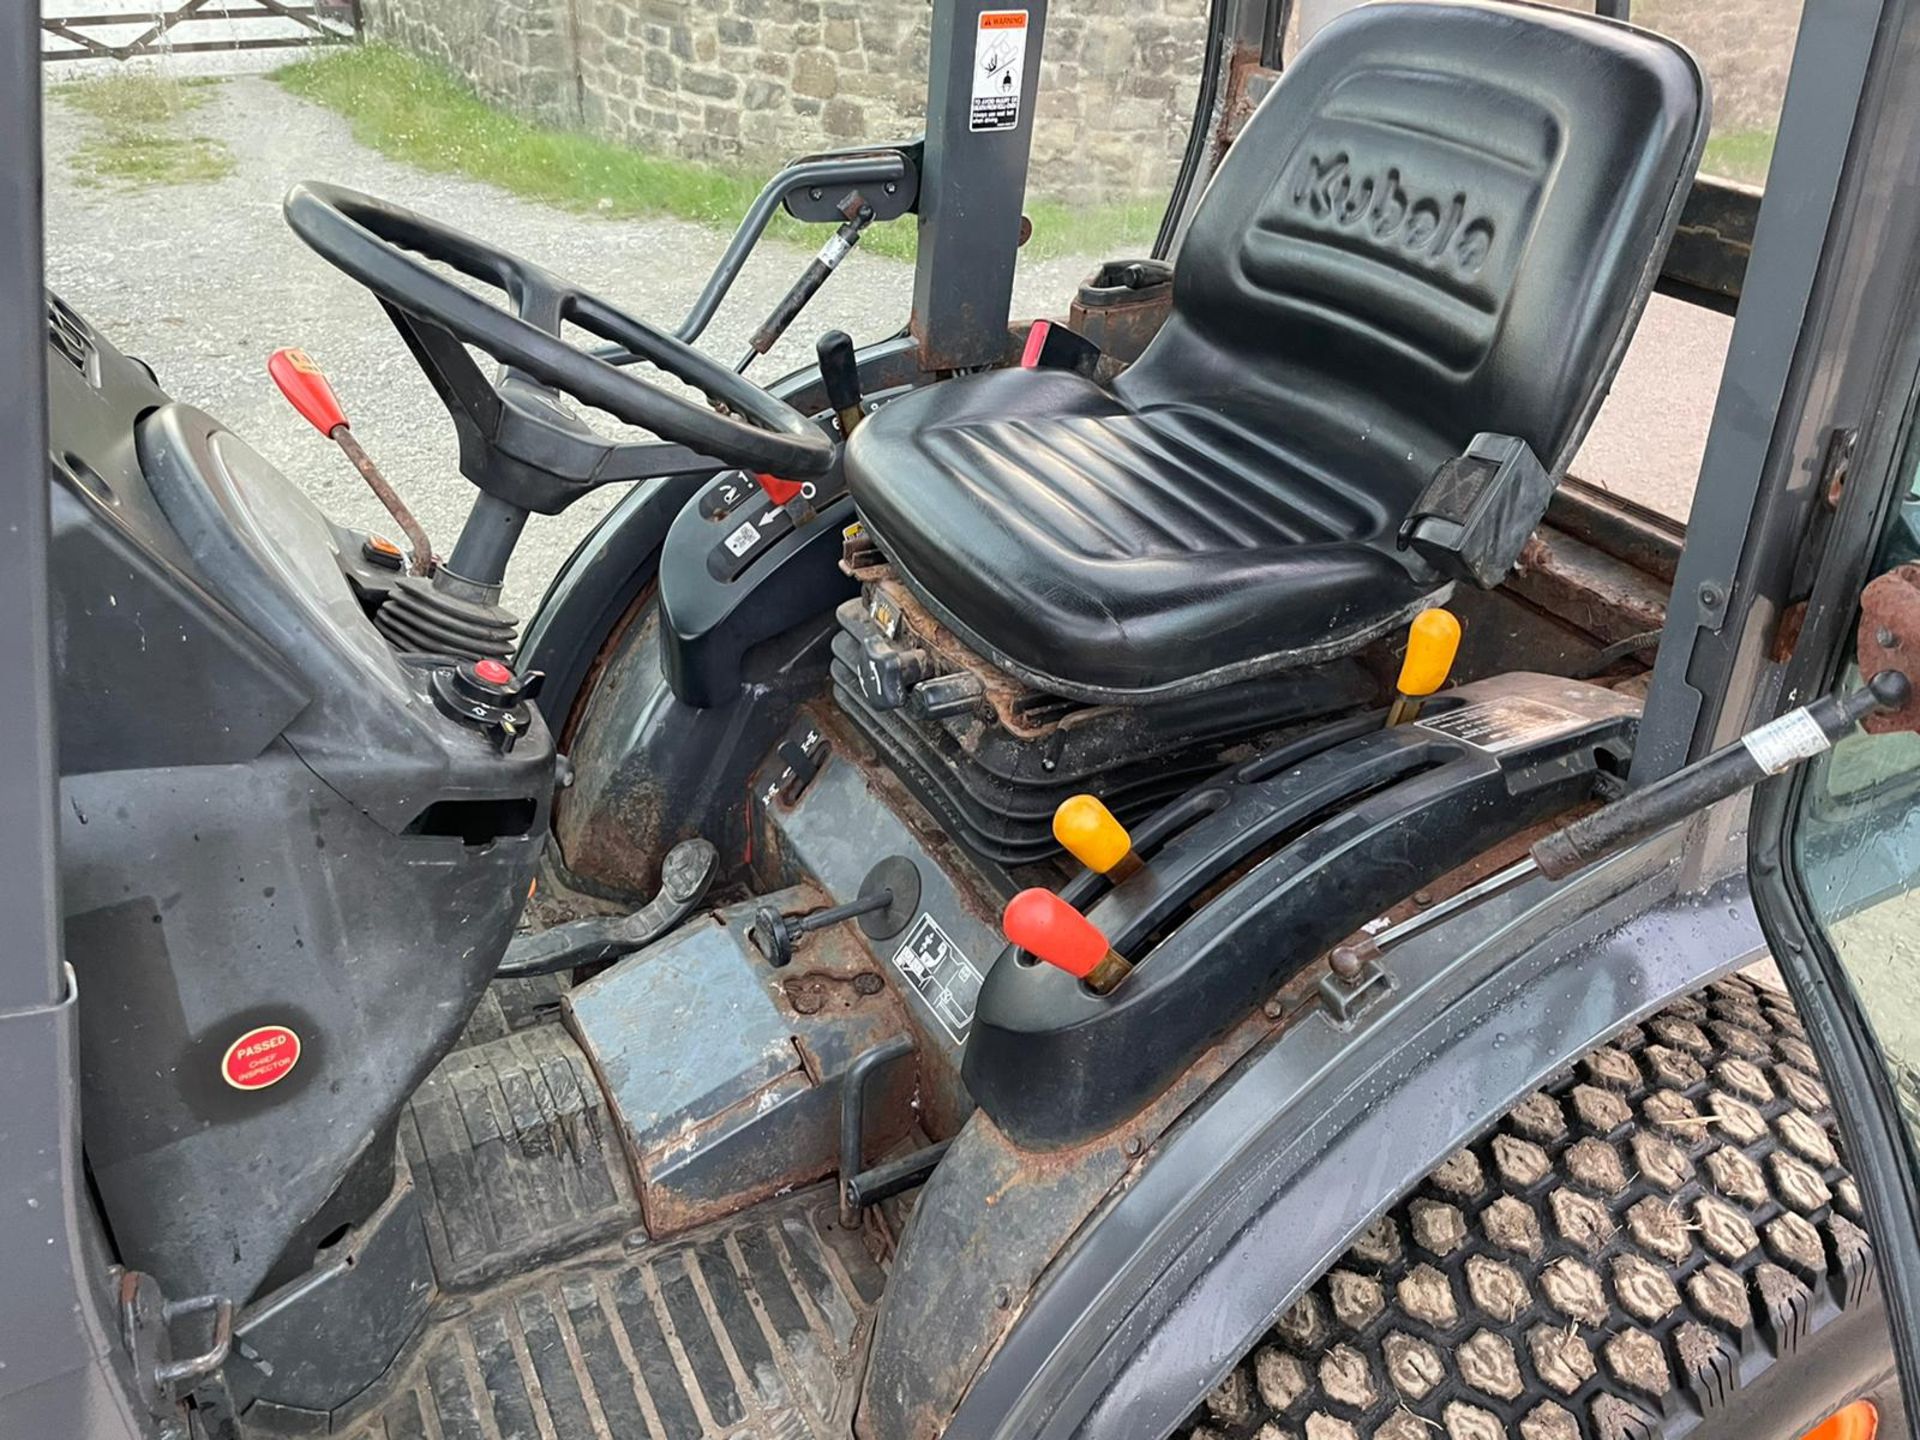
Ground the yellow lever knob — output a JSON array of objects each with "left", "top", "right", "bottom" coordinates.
[
  {"left": 1052, "top": 794, "right": 1138, "bottom": 876},
  {"left": 1396, "top": 608, "right": 1462, "bottom": 698}
]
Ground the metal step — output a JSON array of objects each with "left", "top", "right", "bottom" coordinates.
[{"left": 333, "top": 1193, "right": 887, "bottom": 1440}]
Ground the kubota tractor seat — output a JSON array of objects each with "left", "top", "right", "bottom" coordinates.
[{"left": 844, "top": 0, "right": 1707, "bottom": 703}]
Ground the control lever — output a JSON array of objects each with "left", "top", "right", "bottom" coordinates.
[
  {"left": 1004, "top": 888, "right": 1133, "bottom": 994},
  {"left": 750, "top": 886, "right": 893, "bottom": 968},
  {"left": 1386, "top": 607, "right": 1462, "bottom": 726},
  {"left": 1053, "top": 794, "right": 1143, "bottom": 882},
  {"left": 497, "top": 840, "right": 719, "bottom": 979},
  {"left": 1332, "top": 670, "right": 1915, "bottom": 974},
  {"left": 817, "top": 329, "right": 865, "bottom": 439},
  {"left": 267, "top": 348, "right": 434, "bottom": 576}
]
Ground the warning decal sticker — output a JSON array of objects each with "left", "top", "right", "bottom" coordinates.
[
  {"left": 889, "top": 914, "right": 986, "bottom": 1043},
  {"left": 969, "top": 10, "right": 1029, "bottom": 132},
  {"left": 1415, "top": 695, "right": 1587, "bottom": 753},
  {"left": 222, "top": 1023, "right": 302, "bottom": 1091}
]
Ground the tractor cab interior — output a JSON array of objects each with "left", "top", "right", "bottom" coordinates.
[{"left": 40, "top": 0, "right": 1791, "bottom": 1435}]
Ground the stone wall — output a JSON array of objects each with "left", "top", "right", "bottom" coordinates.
[
  {"left": 360, "top": 0, "right": 1800, "bottom": 202},
  {"left": 361, "top": 0, "right": 1207, "bottom": 204}
]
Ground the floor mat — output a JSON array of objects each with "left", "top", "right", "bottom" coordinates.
[
  {"left": 401, "top": 1024, "right": 641, "bottom": 1290},
  {"left": 336, "top": 1192, "right": 887, "bottom": 1440}
]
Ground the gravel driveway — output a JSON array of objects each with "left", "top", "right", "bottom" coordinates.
[{"left": 44, "top": 67, "right": 1729, "bottom": 619}]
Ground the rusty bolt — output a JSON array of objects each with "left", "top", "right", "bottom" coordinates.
[
  {"left": 1878, "top": 627, "right": 1900, "bottom": 650},
  {"left": 853, "top": 973, "right": 884, "bottom": 996},
  {"left": 1412, "top": 890, "right": 1434, "bottom": 907},
  {"left": 1124, "top": 1136, "right": 1143, "bottom": 1158},
  {"left": 1262, "top": 996, "right": 1285, "bottom": 1020}
]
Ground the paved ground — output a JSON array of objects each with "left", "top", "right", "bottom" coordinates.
[{"left": 44, "top": 67, "right": 1731, "bottom": 618}]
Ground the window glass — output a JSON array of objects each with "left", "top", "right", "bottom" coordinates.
[
  {"left": 1010, "top": 0, "right": 1205, "bottom": 309},
  {"left": 1792, "top": 434, "right": 1920, "bottom": 1150},
  {"left": 40, "top": 0, "right": 1198, "bottom": 614},
  {"left": 1633, "top": 0, "right": 1802, "bottom": 188}
]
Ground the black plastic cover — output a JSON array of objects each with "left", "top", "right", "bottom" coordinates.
[
  {"left": 963, "top": 675, "right": 1640, "bottom": 1148},
  {"left": 1398, "top": 432, "right": 1554, "bottom": 587}
]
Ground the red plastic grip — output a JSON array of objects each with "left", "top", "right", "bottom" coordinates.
[
  {"left": 756, "top": 472, "right": 805, "bottom": 506},
  {"left": 268, "top": 348, "right": 348, "bottom": 437},
  {"left": 1002, "top": 888, "right": 1112, "bottom": 979},
  {"left": 1020, "top": 320, "right": 1052, "bottom": 369}
]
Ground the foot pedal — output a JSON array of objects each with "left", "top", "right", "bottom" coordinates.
[{"left": 499, "top": 839, "right": 718, "bottom": 979}]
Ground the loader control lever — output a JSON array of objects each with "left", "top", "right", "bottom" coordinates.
[
  {"left": 1335, "top": 669, "right": 1916, "bottom": 974},
  {"left": 1531, "top": 667, "right": 1912, "bottom": 877}
]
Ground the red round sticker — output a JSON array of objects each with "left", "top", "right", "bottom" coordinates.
[{"left": 221, "top": 1025, "right": 301, "bottom": 1091}]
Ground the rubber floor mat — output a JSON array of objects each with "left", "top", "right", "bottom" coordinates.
[
  {"left": 401, "top": 1024, "right": 641, "bottom": 1290},
  {"left": 335, "top": 1191, "right": 886, "bottom": 1440}
]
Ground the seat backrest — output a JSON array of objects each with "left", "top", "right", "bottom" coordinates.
[{"left": 1130, "top": 0, "right": 1706, "bottom": 490}]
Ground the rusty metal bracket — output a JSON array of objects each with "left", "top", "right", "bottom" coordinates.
[{"left": 1858, "top": 562, "right": 1920, "bottom": 734}]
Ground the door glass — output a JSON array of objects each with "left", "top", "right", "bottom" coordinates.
[
  {"left": 1011, "top": 0, "right": 1205, "bottom": 311},
  {"left": 1791, "top": 430, "right": 1920, "bottom": 1148}
]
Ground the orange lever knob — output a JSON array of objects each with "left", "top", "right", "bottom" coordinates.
[{"left": 268, "top": 347, "right": 348, "bottom": 437}]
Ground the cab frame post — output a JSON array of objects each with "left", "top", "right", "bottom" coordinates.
[{"left": 911, "top": 0, "right": 1050, "bottom": 371}]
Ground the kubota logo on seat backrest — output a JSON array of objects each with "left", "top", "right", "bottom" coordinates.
[{"left": 1290, "top": 152, "right": 1497, "bottom": 278}]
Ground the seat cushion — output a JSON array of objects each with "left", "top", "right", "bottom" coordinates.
[
  {"left": 846, "top": 368, "right": 1444, "bottom": 700},
  {"left": 845, "top": 2, "right": 1705, "bottom": 701}
]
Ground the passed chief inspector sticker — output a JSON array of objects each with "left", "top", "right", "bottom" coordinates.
[
  {"left": 222, "top": 1024, "right": 302, "bottom": 1091},
  {"left": 970, "top": 11, "right": 1028, "bottom": 132}
]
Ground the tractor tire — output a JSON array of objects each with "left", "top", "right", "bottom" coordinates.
[{"left": 1178, "top": 976, "right": 1904, "bottom": 1440}]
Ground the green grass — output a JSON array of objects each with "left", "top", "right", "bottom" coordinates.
[
  {"left": 1701, "top": 127, "right": 1776, "bottom": 188},
  {"left": 274, "top": 44, "right": 1159, "bottom": 263},
  {"left": 57, "top": 72, "right": 235, "bottom": 188}
]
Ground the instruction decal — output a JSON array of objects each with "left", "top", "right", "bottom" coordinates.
[
  {"left": 222, "top": 1024, "right": 301, "bottom": 1091},
  {"left": 970, "top": 10, "right": 1029, "bottom": 133},
  {"left": 1416, "top": 695, "right": 1586, "bottom": 753},
  {"left": 890, "top": 914, "right": 985, "bottom": 1043}
]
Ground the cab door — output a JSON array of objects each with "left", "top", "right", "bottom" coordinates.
[{"left": 1752, "top": 386, "right": 1920, "bottom": 1438}]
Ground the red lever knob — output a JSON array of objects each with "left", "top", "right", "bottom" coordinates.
[
  {"left": 268, "top": 347, "right": 348, "bottom": 437},
  {"left": 1003, "top": 889, "right": 1119, "bottom": 981},
  {"left": 755, "top": 472, "right": 805, "bottom": 506}
]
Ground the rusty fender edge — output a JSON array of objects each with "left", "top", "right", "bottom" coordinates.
[{"left": 934, "top": 830, "right": 1766, "bottom": 1440}]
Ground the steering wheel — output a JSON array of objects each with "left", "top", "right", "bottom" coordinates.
[{"left": 282, "top": 182, "right": 834, "bottom": 525}]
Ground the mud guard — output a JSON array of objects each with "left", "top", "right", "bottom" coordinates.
[{"left": 860, "top": 834, "right": 1766, "bottom": 1440}]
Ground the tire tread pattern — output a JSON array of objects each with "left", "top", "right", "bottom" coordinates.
[{"left": 1176, "top": 979, "right": 1876, "bottom": 1440}]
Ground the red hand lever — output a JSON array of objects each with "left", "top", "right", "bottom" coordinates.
[
  {"left": 1003, "top": 889, "right": 1133, "bottom": 992},
  {"left": 755, "top": 472, "right": 805, "bottom": 506},
  {"left": 268, "top": 348, "right": 348, "bottom": 437}
]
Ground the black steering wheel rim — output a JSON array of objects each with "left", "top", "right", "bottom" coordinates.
[{"left": 283, "top": 180, "right": 833, "bottom": 480}]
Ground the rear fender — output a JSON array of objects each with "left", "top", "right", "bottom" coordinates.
[{"left": 862, "top": 832, "right": 1765, "bottom": 1440}]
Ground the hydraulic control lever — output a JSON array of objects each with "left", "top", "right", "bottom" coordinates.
[
  {"left": 1336, "top": 669, "right": 1915, "bottom": 972},
  {"left": 268, "top": 348, "right": 434, "bottom": 575},
  {"left": 816, "top": 329, "right": 865, "bottom": 438}
]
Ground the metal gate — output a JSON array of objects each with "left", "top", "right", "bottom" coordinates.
[{"left": 41, "top": 0, "right": 359, "bottom": 64}]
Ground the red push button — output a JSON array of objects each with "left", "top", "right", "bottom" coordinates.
[{"left": 474, "top": 659, "right": 513, "bottom": 686}]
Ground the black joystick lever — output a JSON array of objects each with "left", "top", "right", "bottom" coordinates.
[
  {"left": 817, "top": 330, "right": 865, "bottom": 439},
  {"left": 749, "top": 889, "right": 892, "bottom": 968}
]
